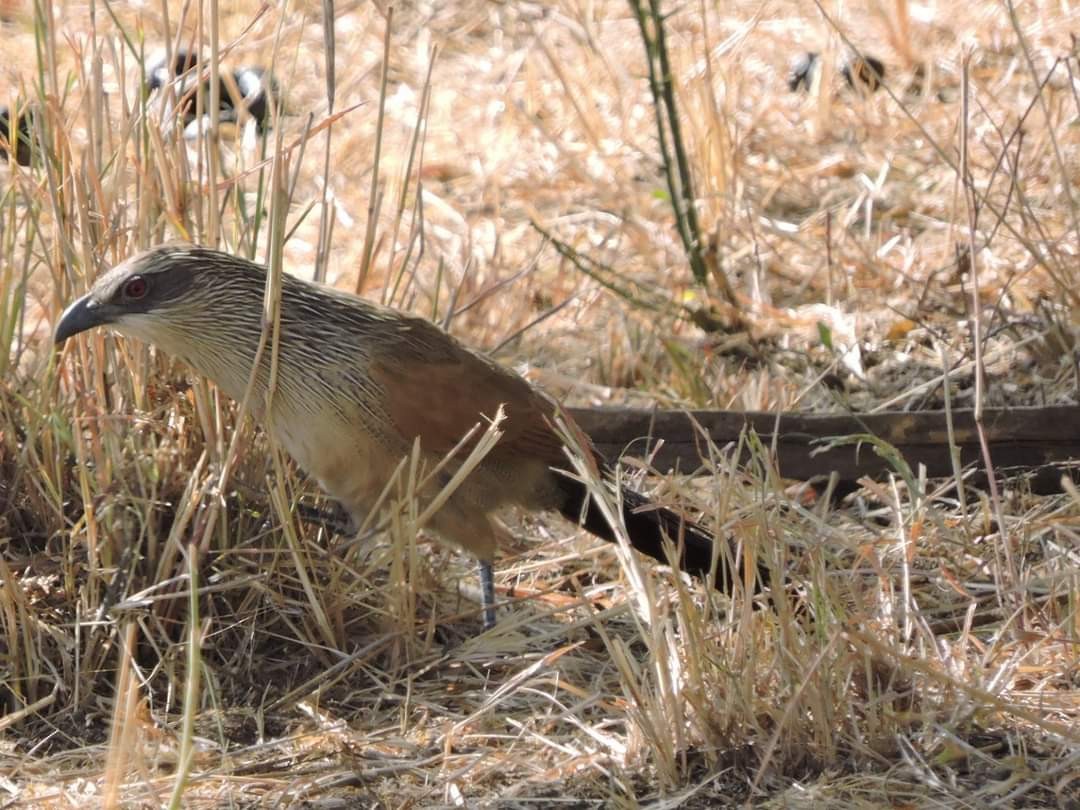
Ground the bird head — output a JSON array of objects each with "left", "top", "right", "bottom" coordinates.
[
  {"left": 54, "top": 244, "right": 393, "bottom": 416},
  {"left": 54, "top": 244, "right": 264, "bottom": 364}
]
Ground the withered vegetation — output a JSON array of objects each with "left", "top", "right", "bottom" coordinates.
[{"left": 1, "top": 1, "right": 1078, "bottom": 807}]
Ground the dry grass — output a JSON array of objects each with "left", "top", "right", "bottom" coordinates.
[{"left": 2, "top": 0, "right": 1079, "bottom": 806}]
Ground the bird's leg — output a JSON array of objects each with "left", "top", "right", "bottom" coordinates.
[{"left": 479, "top": 560, "right": 496, "bottom": 630}]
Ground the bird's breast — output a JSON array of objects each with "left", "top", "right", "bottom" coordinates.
[{"left": 265, "top": 398, "right": 396, "bottom": 524}]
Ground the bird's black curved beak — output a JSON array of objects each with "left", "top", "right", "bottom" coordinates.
[{"left": 54, "top": 295, "right": 109, "bottom": 345}]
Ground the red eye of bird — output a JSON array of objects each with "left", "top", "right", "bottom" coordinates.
[{"left": 123, "top": 276, "right": 148, "bottom": 300}]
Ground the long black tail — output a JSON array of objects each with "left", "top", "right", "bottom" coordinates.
[{"left": 554, "top": 475, "right": 769, "bottom": 594}]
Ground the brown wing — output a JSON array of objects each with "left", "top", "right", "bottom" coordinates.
[{"left": 367, "top": 316, "right": 584, "bottom": 467}]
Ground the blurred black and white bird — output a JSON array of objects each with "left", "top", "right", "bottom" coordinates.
[
  {"left": 144, "top": 48, "right": 200, "bottom": 94},
  {"left": 0, "top": 103, "right": 36, "bottom": 166},
  {"left": 143, "top": 48, "right": 280, "bottom": 134},
  {"left": 788, "top": 51, "right": 886, "bottom": 95}
]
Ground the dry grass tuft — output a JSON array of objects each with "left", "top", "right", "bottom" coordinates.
[{"left": 2, "top": 0, "right": 1079, "bottom": 806}]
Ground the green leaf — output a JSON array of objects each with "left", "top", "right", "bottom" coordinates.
[{"left": 817, "top": 321, "right": 833, "bottom": 351}]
